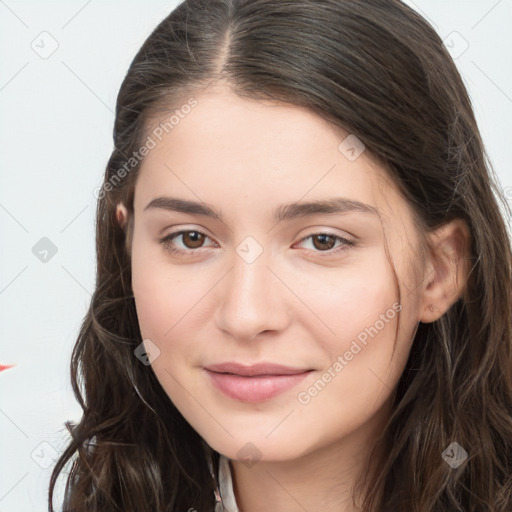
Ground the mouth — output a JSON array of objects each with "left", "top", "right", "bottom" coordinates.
[{"left": 204, "top": 362, "right": 313, "bottom": 403}]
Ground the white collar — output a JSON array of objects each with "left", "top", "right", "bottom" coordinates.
[
  {"left": 215, "top": 454, "right": 240, "bottom": 512},
  {"left": 202, "top": 440, "right": 240, "bottom": 512}
]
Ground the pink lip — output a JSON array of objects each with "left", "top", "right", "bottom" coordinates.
[{"left": 204, "top": 362, "right": 312, "bottom": 403}]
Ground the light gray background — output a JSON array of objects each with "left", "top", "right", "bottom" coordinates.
[{"left": 1, "top": 1, "right": 511, "bottom": 510}]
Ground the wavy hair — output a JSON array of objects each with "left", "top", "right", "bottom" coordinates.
[{"left": 49, "top": 0, "right": 512, "bottom": 510}]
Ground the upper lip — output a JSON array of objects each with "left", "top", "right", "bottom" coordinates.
[{"left": 205, "top": 362, "right": 311, "bottom": 377}]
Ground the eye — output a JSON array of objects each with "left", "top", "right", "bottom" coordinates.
[
  {"left": 295, "top": 232, "right": 355, "bottom": 256},
  {"left": 159, "top": 229, "right": 217, "bottom": 256}
]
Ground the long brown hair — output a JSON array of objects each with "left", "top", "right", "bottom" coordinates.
[{"left": 49, "top": 0, "right": 512, "bottom": 510}]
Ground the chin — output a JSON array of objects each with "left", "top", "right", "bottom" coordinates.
[{"left": 199, "top": 423, "right": 318, "bottom": 464}]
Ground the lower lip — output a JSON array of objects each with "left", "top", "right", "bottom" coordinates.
[{"left": 205, "top": 369, "right": 311, "bottom": 403}]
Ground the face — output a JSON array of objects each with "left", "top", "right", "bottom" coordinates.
[{"left": 121, "top": 85, "right": 429, "bottom": 463}]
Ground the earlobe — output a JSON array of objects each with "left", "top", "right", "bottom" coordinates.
[
  {"left": 419, "top": 219, "right": 471, "bottom": 323},
  {"left": 116, "top": 202, "right": 128, "bottom": 230}
]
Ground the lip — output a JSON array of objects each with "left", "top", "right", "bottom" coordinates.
[{"left": 204, "top": 362, "right": 313, "bottom": 403}]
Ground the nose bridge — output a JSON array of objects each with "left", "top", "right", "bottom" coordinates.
[{"left": 216, "top": 243, "right": 289, "bottom": 340}]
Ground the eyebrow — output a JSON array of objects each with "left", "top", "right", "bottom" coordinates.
[{"left": 144, "top": 196, "right": 378, "bottom": 223}]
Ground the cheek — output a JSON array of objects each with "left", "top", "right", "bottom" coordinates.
[
  {"left": 297, "top": 252, "right": 398, "bottom": 349},
  {"left": 132, "top": 270, "right": 201, "bottom": 342},
  {"left": 130, "top": 232, "right": 211, "bottom": 341},
  {"left": 130, "top": 245, "right": 211, "bottom": 411},
  {"left": 292, "top": 254, "right": 408, "bottom": 413}
]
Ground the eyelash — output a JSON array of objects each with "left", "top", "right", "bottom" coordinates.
[{"left": 158, "top": 229, "right": 355, "bottom": 258}]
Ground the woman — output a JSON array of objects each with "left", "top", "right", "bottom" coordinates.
[{"left": 49, "top": 0, "right": 512, "bottom": 510}]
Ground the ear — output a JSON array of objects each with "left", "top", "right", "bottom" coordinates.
[
  {"left": 419, "top": 219, "right": 471, "bottom": 323},
  {"left": 116, "top": 202, "right": 128, "bottom": 230}
]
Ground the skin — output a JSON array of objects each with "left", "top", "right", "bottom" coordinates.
[{"left": 116, "top": 84, "right": 469, "bottom": 511}]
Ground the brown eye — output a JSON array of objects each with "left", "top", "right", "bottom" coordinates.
[
  {"left": 311, "top": 234, "right": 336, "bottom": 251},
  {"left": 159, "top": 229, "right": 215, "bottom": 256},
  {"left": 181, "top": 231, "right": 206, "bottom": 249},
  {"left": 295, "top": 232, "right": 355, "bottom": 256}
]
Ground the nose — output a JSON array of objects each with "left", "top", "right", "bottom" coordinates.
[{"left": 215, "top": 250, "right": 292, "bottom": 342}]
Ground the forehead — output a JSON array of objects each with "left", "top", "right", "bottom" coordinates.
[{"left": 134, "top": 86, "right": 407, "bottom": 226}]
